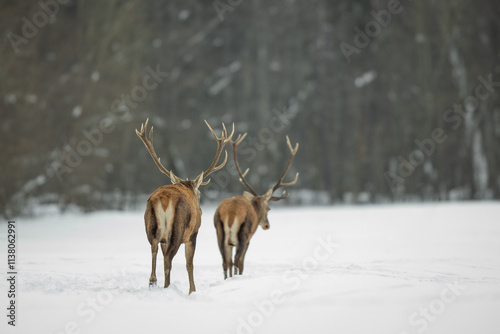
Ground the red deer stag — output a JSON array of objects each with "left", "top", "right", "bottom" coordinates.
[
  {"left": 136, "top": 118, "right": 233, "bottom": 293},
  {"left": 214, "top": 133, "right": 299, "bottom": 279}
]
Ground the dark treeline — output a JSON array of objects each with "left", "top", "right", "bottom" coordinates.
[{"left": 1, "top": 0, "right": 500, "bottom": 216}]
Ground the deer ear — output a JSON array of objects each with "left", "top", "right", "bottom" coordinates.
[
  {"left": 242, "top": 191, "right": 255, "bottom": 201},
  {"left": 264, "top": 188, "right": 274, "bottom": 201}
]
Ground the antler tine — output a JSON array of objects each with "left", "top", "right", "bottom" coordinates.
[
  {"left": 270, "top": 190, "right": 289, "bottom": 201},
  {"left": 269, "top": 172, "right": 299, "bottom": 201},
  {"left": 149, "top": 124, "right": 154, "bottom": 143},
  {"left": 240, "top": 167, "right": 249, "bottom": 179},
  {"left": 232, "top": 132, "right": 249, "bottom": 184},
  {"left": 205, "top": 120, "right": 219, "bottom": 140},
  {"left": 279, "top": 171, "right": 299, "bottom": 187},
  {"left": 202, "top": 121, "right": 234, "bottom": 179},
  {"left": 221, "top": 122, "right": 235, "bottom": 144},
  {"left": 209, "top": 150, "right": 228, "bottom": 174},
  {"left": 231, "top": 133, "right": 258, "bottom": 196},
  {"left": 136, "top": 118, "right": 183, "bottom": 183},
  {"left": 286, "top": 135, "right": 299, "bottom": 155},
  {"left": 222, "top": 123, "right": 228, "bottom": 140},
  {"left": 227, "top": 123, "right": 235, "bottom": 142},
  {"left": 270, "top": 135, "right": 299, "bottom": 199},
  {"left": 232, "top": 132, "right": 247, "bottom": 145},
  {"left": 205, "top": 121, "right": 235, "bottom": 142},
  {"left": 230, "top": 133, "right": 247, "bottom": 178}
]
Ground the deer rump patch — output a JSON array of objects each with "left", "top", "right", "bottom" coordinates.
[
  {"left": 156, "top": 199, "right": 175, "bottom": 244},
  {"left": 223, "top": 215, "right": 244, "bottom": 246}
]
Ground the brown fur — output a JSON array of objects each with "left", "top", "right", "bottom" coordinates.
[
  {"left": 137, "top": 118, "right": 233, "bottom": 294},
  {"left": 145, "top": 181, "right": 201, "bottom": 293},
  {"left": 214, "top": 133, "right": 299, "bottom": 279},
  {"left": 214, "top": 193, "right": 270, "bottom": 279}
]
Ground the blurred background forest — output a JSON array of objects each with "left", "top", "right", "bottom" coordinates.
[{"left": 1, "top": 0, "right": 500, "bottom": 217}]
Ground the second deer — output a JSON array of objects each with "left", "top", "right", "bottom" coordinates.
[{"left": 214, "top": 133, "right": 299, "bottom": 279}]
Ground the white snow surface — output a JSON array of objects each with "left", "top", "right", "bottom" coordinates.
[{"left": 1, "top": 202, "right": 500, "bottom": 334}]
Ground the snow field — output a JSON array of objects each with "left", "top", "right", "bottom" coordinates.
[{"left": 0, "top": 202, "right": 499, "bottom": 334}]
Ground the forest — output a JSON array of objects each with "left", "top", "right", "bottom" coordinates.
[{"left": 1, "top": 0, "right": 499, "bottom": 216}]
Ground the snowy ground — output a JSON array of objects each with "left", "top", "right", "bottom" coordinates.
[{"left": 1, "top": 202, "right": 500, "bottom": 334}]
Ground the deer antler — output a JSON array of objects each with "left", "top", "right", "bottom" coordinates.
[
  {"left": 231, "top": 133, "right": 258, "bottom": 196},
  {"left": 269, "top": 135, "right": 299, "bottom": 201},
  {"left": 200, "top": 120, "right": 235, "bottom": 185},
  {"left": 136, "top": 118, "right": 183, "bottom": 184}
]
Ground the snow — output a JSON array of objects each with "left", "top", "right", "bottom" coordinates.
[
  {"left": 25, "top": 94, "right": 38, "bottom": 104},
  {"left": 354, "top": 70, "right": 377, "bottom": 88},
  {"left": 1, "top": 202, "right": 499, "bottom": 334},
  {"left": 72, "top": 105, "right": 82, "bottom": 118},
  {"left": 152, "top": 38, "right": 162, "bottom": 48},
  {"left": 90, "top": 71, "right": 100, "bottom": 82},
  {"left": 178, "top": 10, "right": 190, "bottom": 21},
  {"left": 208, "top": 61, "right": 242, "bottom": 96},
  {"left": 3, "top": 93, "right": 17, "bottom": 105}
]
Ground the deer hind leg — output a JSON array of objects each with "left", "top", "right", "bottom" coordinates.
[
  {"left": 214, "top": 214, "right": 229, "bottom": 279},
  {"left": 160, "top": 243, "right": 173, "bottom": 289},
  {"left": 235, "top": 240, "right": 250, "bottom": 276},
  {"left": 146, "top": 201, "right": 160, "bottom": 288},
  {"left": 149, "top": 242, "right": 159, "bottom": 287},
  {"left": 185, "top": 232, "right": 198, "bottom": 294},
  {"left": 161, "top": 227, "right": 184, "bottom": 290},
  {"left": 224, "top": 245, "right": 234, "bottom": 278},
  {"left": 223, "top": 217, "right": 239, "bottom": 278}
]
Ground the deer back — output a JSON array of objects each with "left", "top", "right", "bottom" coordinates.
[
  {"left": 216, "top": 195, "right": 259, "bottom": 241},
  {"left": 145, "top": 181, "right": 202, "bottom": 245}
]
